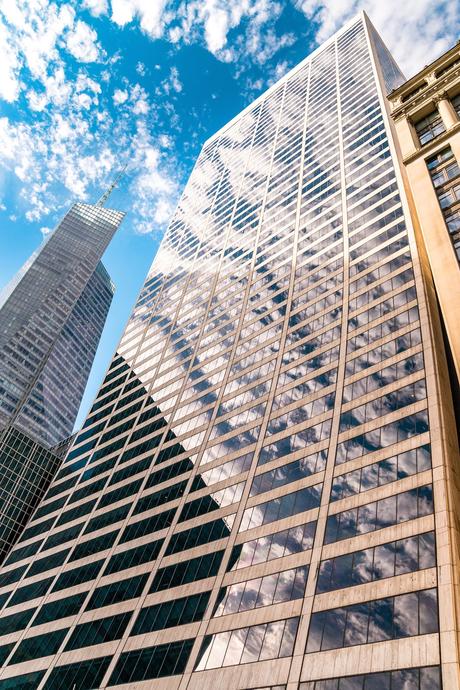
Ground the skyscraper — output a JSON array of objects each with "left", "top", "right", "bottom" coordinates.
[
  {"left": 0, "top": 203, "right": 123, "bottom": 448},
  {"left": 0, "top": 13, "right": 458, "bottom": 690},
  {"left": 0, "top": 202, "right": 124, "bottom": 562}
]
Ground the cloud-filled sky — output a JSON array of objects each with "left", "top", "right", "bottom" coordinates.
[{"left": 0, "top": 0, "right": 458, "bottom": 427}]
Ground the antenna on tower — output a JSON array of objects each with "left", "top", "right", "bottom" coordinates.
[{"left": 96, "top": 163, "right": 128, "bottom": 207}]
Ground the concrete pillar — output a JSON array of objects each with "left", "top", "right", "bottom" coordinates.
[
  {"left": 436, "top": 94, "right": 460, "bottom": 130},
  {"left": 393, "top": 114, "right": 420, "bottom": 159}
]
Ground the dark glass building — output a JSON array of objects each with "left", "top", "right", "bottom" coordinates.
[{"left": 0, "top": 13, "right": 458, "bottom": 690}]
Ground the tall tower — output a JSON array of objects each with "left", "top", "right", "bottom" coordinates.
[
  {"left": 0, "top": 13, "right": 458, "bottom": 690},
  {"left": 0, "top": 203, "right": 123, "bottom": 447},
  {"left": 0, "top": 202, "right": 124, "bottom": 562}
]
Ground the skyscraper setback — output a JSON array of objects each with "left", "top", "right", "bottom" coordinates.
[{"left": 0, "top": 12, "right": 458, "bottom": 690}]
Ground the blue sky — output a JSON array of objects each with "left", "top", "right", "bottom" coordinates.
[{"left": 0, "top": 0, "right": 457, "bottom": 429}]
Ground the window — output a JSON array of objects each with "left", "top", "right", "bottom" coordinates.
[
  {"left": 7, "top": 577, "right": 53, "bottom": 607},
  {"left": 86, "top": 574, "right": 148, "bottom": 610},
  {"left": 120, "top": 507, "right": 176, "bottom": 544},
  {"left": 229, "top": 521, "right": 316, "bottom": 571},
  {"left": 336, "top": 411, "right": 429, "bottom": 464},
  {"left": 84, "top": 504, "right": 130, "bottom": 534},
  {"left": 52, "top": 560, "right": 103, "bottom": 592},
  {"left": 307, "top": 588, "right": 438, "bottom": 652},
  {"left": 27, "top": 548, "right": 69, "bottom": 576},
  {"left": 339, "top": 379, "right": 426, "bottom": 432},
  {"left": 324, "top": 484, "right": 433, "bottom": 544},
  {"left": 0, "top": 608, "right": 34, "bottom": 636},
  {"left": 0, "top": 671, "right": 44, "bottom": 689},
  {"left": 43, "top": 523, "right": 83, "bottom": 550},
  {"left": 165, "top": 515, "right": 234, "bottom": 555},
  {"left": 195, "top": 617, "right": 299, "bottom": 670},
  {"left": 151, "top": 551, "right": 224, "bottom": 592},
  {"left": 65, "top": 612, "right": 131, "bottom": 651},
  {"left": 133, "top": 591, "right": 210, "bottom": 634},
  {"left": 104, "top": 538, "right": 163, "bottom": 576},
  {"left": 250, "top": 453, "right": 326, "bottom": 496},
  {"left": 214, "top": 566, "right": 308, "bottom": 617},
  {"left": 317, "top": 531, "right": 435, "bottom": 592},
  {"left": 109, "top": 639, "right": 194, "bottom": 685},
  {"left": 426, "top": 145, "right": 460, "bottom": 263},
  {"left": 11, "top": 629, "right": 68, "bottom": 663},
  {"left": 0, "top": 564, "right": 27, "bottom": 588},
  {"left": 33, "top": 593, "right": 86, "bottom": 626},
  {"left": 179, "top": 481, "right": 244, "bottom": 522},
  {"left": 299, "top": 666, "right": 441, "bottom": 689},
  {"left": 414, "top": 110, "right": 445, "bottom": 145},
  {"left": 331, "top": 444, "right": 431, "bottom": 501},
  {"left": 239, "top": 485, "right": 322, "bottom": 532},
  {"left": 42, "top": 656, "right": 111, "bottom": 690},
  {"left": 69, "top": 531, "right": 117, "bottom": 562}
]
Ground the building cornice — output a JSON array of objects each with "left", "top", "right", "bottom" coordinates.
[
  {"left": 389, "top": 65, "right": 460, "bottom": 120},
  {"left": 388, "top": 41, "right": 460, "bottom": 101}
]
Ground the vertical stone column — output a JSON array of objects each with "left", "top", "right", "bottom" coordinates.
[
  {"left": 435, "top": 92, "right": 460, "bottom": 129},
  {"left": 393, "top": 112, "right": 420, "bottom": 158}
]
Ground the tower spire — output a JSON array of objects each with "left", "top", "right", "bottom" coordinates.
[{"left": 96, "top": 164, "right": 127, "bottom": 207}]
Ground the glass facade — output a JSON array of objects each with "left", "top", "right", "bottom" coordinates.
[
  {"left": 0, "top": 13, "right": 455, "bottom": 690},
  {"left": 0, "top": 204, "right": 123, "bottom": 562},
  {"left": 0, "top": 427, "right": 61, "bottom": 564},
  {"left": 0, "top": 204, "right": 123, "bottom": 448}
]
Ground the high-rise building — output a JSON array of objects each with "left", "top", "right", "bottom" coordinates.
[
  {"left": 387, "top": 44, "right": 460, "bottom": 393},
  {"left": 0, "top": 203, "right": 124, "bottom": 562},
  {"left": 0, "top": 13, "right": 458, "bottom": 690},
  {"left": 0, "top": 203, "right": 123, "bottom": 448},
  {"left": 0, "top": 427, "right": 62, "bottom": 565}
]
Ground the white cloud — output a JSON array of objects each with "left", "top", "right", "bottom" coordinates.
[
  {"left": 204, "top": 6, "right": 229, "bottom": 53},
  {"left": 27, "top": 90, "right": 48, "bottom": 112},
  {"left": 43, "top": 66, "right": 72, "bottom": 107},
  {"left": 136, "top": 61, "right": 146, "bottom": 76},
  {"left": 75, "top": 92, "right": 93, "bottom": 109},
  {"left": 0, "top": 1, "right": 102, "bottom": 106},
  {"left": 40, "top": 225, "right": 52, "bottom": 235},
  {"left": 66, "top": 19, "right": 99, "bottom": 62},
  {"left": 157, "top": 66, "right": 183, "bottom": 95},
  {"left": 159, "top": 134, "right": 172, "bottom": 148},
  {"left": 0, "top": 21, "right": 22, "bottom": 102},
  {"left": 153, "top": 197, "right": 174, "bottom": 225},
  {"left": 169, "top": 66, "right": 182, "bottom": 93},
  {"left": 271, "top": 60, "right": 289, "bottom": 83},
  {"left": 82, "top": 0, "right": 108, "bottom": 17},
  {"left": 113, "top": 88, "right": 128, "bottom": 104},
  {"left": 110, "top": 0, "right": 168, "bottom": 37},
  {"left": 0, "top": 0, "right": 75, "bottom": 106},
  {"left": 132, "top": 98, "right": 148, "bottom": 115},
  {"left": 295, "top": 0, "right": 459, "bottom": 77},
  {"left": 76, "top": 73, "right": 101, "bottom": 94}
]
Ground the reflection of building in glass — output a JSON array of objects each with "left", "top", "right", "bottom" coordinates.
[
  {"left": 0, "top": 12, "right": 458, "bottom": 690},
  {"left": 0, "top": 203, "right": 123, "bottom": 562}
]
